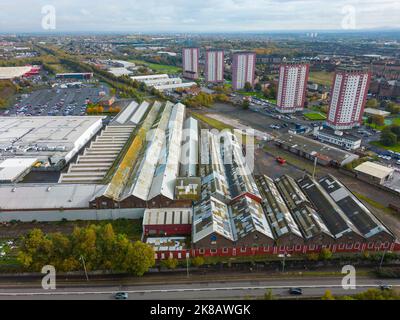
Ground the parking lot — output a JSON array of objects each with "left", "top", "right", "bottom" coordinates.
[{"left": 3, "top": 84, "right": 109, "bottom": 117}]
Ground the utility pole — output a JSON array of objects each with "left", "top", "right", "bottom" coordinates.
[
  {"left": 279, "top": 252, "right": 290, "bottom": 273},
  {"left": 186, "top": 253, "right": 190, "bottom": 278},
  {"left": 379, "top": 249, "right": 387, "bottom": 270},
  {"left": 80, "top": 255, "right": 89, "bottom": 281}
]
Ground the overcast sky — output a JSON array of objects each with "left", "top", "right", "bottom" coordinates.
[{"left": 0, "top": 0, "right": 399, "bottom": 33}]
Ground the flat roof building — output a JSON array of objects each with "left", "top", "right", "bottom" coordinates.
[
  {"left": 354, "top": 161, "right": 395, "bottom": 185},
  {"left": 0, "top": 66, "right": 34, "bottom": 79},
  {"left": 313, "top": 127, "right": 362, "bottom": 150},
  {"left": 153, "top": 82, "right": 197, "bottom": 91},
  {"left": 0, "top": 116, "right": 104, "bottom": 168},
  {"left": 131, "top": 74, "right": 169, "bottom": 81},
  {"left": 275, "top": 133, "right": 359, "bottom": 167},
  {"left": 364, "top": 108, "right": 391, "bottom": 118},
  {"left": 143, "top": 208, "right": 193, "bottom": 238},
  {"left": 0, "top": 158, "right": 38, "bottom": 183}
]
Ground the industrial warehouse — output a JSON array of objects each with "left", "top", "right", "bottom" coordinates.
[{"left": 0, "top": 100, "right": 398, "bottom": 260}]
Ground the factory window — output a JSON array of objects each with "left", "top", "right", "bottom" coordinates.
[
  {"left": 240, "top": 247, "right": 247, "bottom": 253},
  {"left": 199, "top": 248, "right": 205, "bottom": 255},
  {"left": 210, "top": 248, "right": 217, "bottom": 254},
  {"left": 222, "top": 247, "right": 229, "bottom": 254}
]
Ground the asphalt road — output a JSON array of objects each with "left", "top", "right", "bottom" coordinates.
[{"left": 0, "top": 277, "right": 399, "bottom": 300}]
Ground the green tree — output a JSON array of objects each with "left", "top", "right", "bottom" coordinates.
[
  {"left": 71, "top": 226, "right": 98, "bottom": 271},
  {"left": 17, "top": 229, "right": 53, "bottom": 271},
  {"left": 116, "top": 240, "right": 155, "bottom": 276},
  {"left": 387, "top": 102, "right": 400, "bottom": 114},
  {"left": 242, "top": 100, "right": 250, "bottom": 109},
  {"left": 371, "top": 115, "right": 385, "bottom": 127},
  {"left": 264, "top": 289, "right": 275, "bottom": 300},
  {"left": 161, "top": 257, "right": 179, "bottom": 269},
  {"left": 268, "top": 85, "right": 277, "bottom": 99},
  {"left": 191, "top": 256, "right": 205, "bottom": 267},
  {"left": 307, "top": 253, "right": 319, "bottom": 261},
  {"left": 319, "top": 248, "right": 333, "bottom": 260},
  {"left": 366, "top": 98, "right": 378, "bottom": 108},
  {"left": 321, "top": 290, "right": 335, "bottom": 300},
  {"left": 244, "top": 82, "right": 253, "bottom": 92},
  {"left": 389, "top": 125, "right": 400, "bottom": 139},
  {"left": 380, "top": 130, "right": 398, "bottom": 146},
  {"left": 254, "top": 82, "right": 262, "bottom": 92}
]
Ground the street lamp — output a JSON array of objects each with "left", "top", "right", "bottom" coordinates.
[
  {"left": 186, "top": 253, "right": 190, "bottom": 278},
  {"left": 278, "top": 251, "right": 291, "bottom": 273}
]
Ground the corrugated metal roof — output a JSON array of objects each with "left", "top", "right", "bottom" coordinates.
[
  {"left": 256, "top": 175, "right": 303, "bottom": 238},
  {"left": 231, "top": 195, "right": 274, "bottom": 240},
  {"left": 144, "top": 208, "right": 193, "bottom": 226},
  {"left": 180, "top": 117, "right": 198, "bottom": 177},
  {"left": 319, "top": 174, "right": 394, "bottom": 239},
  {"left": 126, "top": 102, "right": 174, "bottom": 201},
  {"left": 193, "top": 196, "right": 235, "bottom": 243},
  {"left": 223, "top": 131, "right": 261, "bottom": 200},
  {"left": 129, "top": 101, "right": 150, "bottom": 125},
  {"left": 114, "top": 101, "right": 139, "bottom": 124},
  {"left": 104, "top": 101, "right": 161, "bottom": 200},
  {"left": 148, "top": 103, "right": 185, "bottom": 200},
  {"left": 298, "top": 175, "right": 361, "bottom": 239}
]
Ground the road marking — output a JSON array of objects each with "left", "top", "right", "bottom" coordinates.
[{"left": 0, "top": 284, "right": 399, "bottom": 296}]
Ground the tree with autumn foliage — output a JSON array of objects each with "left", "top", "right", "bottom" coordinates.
[{"left": 17, "top": 224, "right": 155, "bottom": 276}]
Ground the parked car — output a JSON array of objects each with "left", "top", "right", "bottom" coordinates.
[{"left": 276, "top": 157, "right": 287, "bottom": 165}]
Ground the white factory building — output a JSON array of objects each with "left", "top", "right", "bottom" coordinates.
[
  {"left": 313, "top": 127, "right": 362, "bottom": 150},
  {"left": 0, "top": 116, "right": 104, "bottom": 168},
  {"left": 131, "top": 74, "right": 195, "bottom": 91}
]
